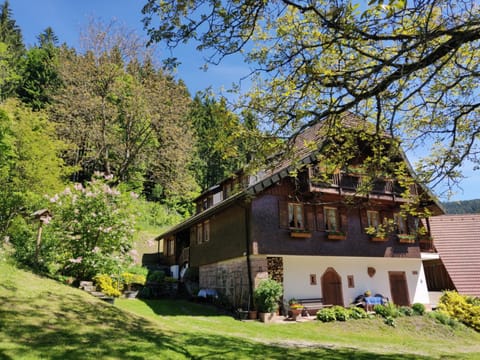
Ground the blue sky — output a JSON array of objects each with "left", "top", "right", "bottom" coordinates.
[{"left": 8, "top": 0, "right": 479, "bottom": 201}]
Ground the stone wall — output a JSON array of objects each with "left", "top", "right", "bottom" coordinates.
[{"left": 199, "top": 256, "right": 269, "bottom": 308}]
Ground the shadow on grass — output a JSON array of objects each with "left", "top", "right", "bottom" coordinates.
[
  {"left": 138, "top": 298, "right": 228, "bottom": 317},
  {"left": 0, "top": 293, "right": 471, "bottom": 360}
]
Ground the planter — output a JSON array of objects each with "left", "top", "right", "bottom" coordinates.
[
  {"left": 248, "top": 310, "right": 258, "bottom": 320},
  {"left": 290, "top": 231, "right": 312, "bottom": 238},
  {"left": 327, "top": 233, "right": 346, "bottom": 241},
  {"left": 398, "top": 234, "right": 416, "bottom": 243},
  {"left": 288, "top": 308, "right": 303, "bottom": 320},
  {"left": 370, "top": 236, "right": 387, "bottom": 242},
  {"left": 259, "top": 312, "right": 277, "bottom": 323}
]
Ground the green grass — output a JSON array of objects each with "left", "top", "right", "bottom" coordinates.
[{"left": 1, "top": 258, "right": 480, "bottom": 359}]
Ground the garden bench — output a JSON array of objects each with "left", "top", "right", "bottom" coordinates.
[{"left": 297, "top": 298, "right": 331, "bottom": 316}]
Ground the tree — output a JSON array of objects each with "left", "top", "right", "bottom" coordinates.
[
  {"left": 189, "top": 93, "right": 250, "bottom": 190},
  {"left": 0, "top": 0, "right": 24, "bottom": 100},
  {"left": 17, "top": 41, "right": 61, "bottom": 110},
  {"left": 50, "top": 20, "right": 198, "bottom": 210},
  {"left": 0, "top": 99, "right": 69, "bottom": 240},
  {"left": 142, "top": 0, "right": 480, "bottom": 195}
]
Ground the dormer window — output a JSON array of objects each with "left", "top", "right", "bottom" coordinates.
[{"left": 288, "top": 203, "right": 304, "bottom": 229}]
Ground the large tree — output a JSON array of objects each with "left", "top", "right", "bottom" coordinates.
[
  {"left": 50, "top": 20, "right": 197, "bottom": 208},
  {"left": 142, "top": 0, "right": 480, "bottom": 195}
]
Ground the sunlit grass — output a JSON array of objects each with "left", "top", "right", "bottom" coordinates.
[{"left": 1, "top": 259, "right": 480, "bottom": 359}]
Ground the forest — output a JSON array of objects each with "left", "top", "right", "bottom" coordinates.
[{"left": 0, "top": 1, "right": 259, "bottom": 280}]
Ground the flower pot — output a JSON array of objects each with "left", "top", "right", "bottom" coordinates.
[
  {"left": 248, "top": 310, "right": 258, "bottom": 320},
  {"left": 289, "top": 308, "right": 303, "bottom": 320}
]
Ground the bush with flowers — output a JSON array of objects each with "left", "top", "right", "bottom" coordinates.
[{"left": 40, "top": 173, "right": 137, "bottom": 280}]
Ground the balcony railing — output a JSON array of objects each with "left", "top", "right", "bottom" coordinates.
[
  {"left": 310, "top": 171, "right": 411, "bottom": 196},
  {"left": 419, "top": 237, "right": 436, "bottom": 253}
]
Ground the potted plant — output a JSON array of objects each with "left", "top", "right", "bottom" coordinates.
[
  {"left": 254, "top": 279, "right": 283, "bottom": 323},
  {"left": 288, "top": 298, "right": 304, "bottom": 320},
  {"left": 365, "top": 225, "right": 388, "bottom": 242},
  {"left": 397, "top": 233, "right": 416, "bottom": 243}
]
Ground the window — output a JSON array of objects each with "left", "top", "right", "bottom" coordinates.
[
  {"left": 310, "top": 274, "right": 317, "bottom": 285},
  {"left": 197, "top": 223, "right": 203, "bottom": 244},
  {"left": 347, "top": 275, "right": 355, "bottom": 288},
  {"left": 394, "top": 213, "right": 408, "bottom": 234},
  {"left": 324, "top": 207, "right": 339, "bottom": 232},
  {"left": 196, "top": 221, "right": 210, "bottom": 244},
  {"left": 367, "top": 210, "right": 380, "bottom": 229},
  {"left": 203, "top": 220, "right": 210, "bottom": 242},
  {"left": 167, "top": 238, "right": 175, "bottom": 256},
  {"left": 288, "top": 203, "right": 304, "bottom": 229}
]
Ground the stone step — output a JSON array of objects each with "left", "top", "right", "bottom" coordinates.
[
  {"left": 82, "top": 285, "right": 97, "bottom": 293},
  {"left": 79, "top": 281, "right": 94, "bottom": 289},
  {"left": 90, "top": 291, "right": 106, "bottom": 298}
]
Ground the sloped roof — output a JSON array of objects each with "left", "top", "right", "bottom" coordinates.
[{"left": 429, "top": 214, "right": 480, "bottom": 297}]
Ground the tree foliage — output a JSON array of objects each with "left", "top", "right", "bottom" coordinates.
[
  {"left": 49, "top": 20, "right": 198, "bottom": 210},
  {"left": 142, "top": 0, "right": 480, "bottom": 195},
  {"left": 0, "top": 99, "right": 69, "bottom": 238}
]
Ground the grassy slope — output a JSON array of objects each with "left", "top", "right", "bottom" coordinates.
[{"left": 1, "top": 260, "right": 480, "bottom": 360}]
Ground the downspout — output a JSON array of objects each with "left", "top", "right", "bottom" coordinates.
[{"left": 244, "top": 203, "right": 254, "bottom": 310}]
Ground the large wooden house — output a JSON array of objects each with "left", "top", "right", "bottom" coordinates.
[{"left": 156, "top": 119, "right": 444, "bottom": 309}]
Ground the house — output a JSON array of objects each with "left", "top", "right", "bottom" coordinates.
[
  {"left": 423, "top": 214, "right": 480, "bottom": 300},
  {"left": 156, "top": 118, "right": 444, "bottom": 310}
]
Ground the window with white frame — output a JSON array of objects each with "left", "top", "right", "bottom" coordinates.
[
  {"left": 394, "top": 213, "right": 408, "bottom": 234},
  {"left": 324, "top": 207, "right": 339, "bottom": 232},
  {"left": 288, "top": 203, "right": 304, "bottom": 229}
]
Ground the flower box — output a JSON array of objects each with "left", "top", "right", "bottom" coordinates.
[
  {"left": 327, "top": 233, "right": 346, "bottom": 241},
  {"left": 370, "top": 236, "right": 387, "bottom": 242},
  {"left": 290, "top": 230, "right": 312, "bottom": 238},
  {"left": 398, "top": 234, "right": 416, "bottom": 243}
]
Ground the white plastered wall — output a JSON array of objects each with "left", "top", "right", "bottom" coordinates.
[{"left": 282, "top": 255, "right": 429, "bottom": 306}]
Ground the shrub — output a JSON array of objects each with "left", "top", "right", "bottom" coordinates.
[
  {"left": 384, "top": 316, "right": 396, "bottom": 327},
  {"left": 412, "top": 303, "right": 426, "bottom": 316},
  {"left": 438, "top": 290, "right": 480, "bottom": 331},
  {"left": 331, "top": 306, "right": 349, "bottom": 321},
  {"left": 93, "top": 274, "right": 122, "bottom": 297},
  {"left": 253, "top": 279, "right": 283, "bottom": 313},
  {"left": 348, "top": 306, "right": 368, "bottom": 320},
  {"left": 121, "top": 272, "right": 146, "bottom": 290},
  {"left": 316, "top": 308, "right": 336, "bottom": 322},
  {"left": 374, "top": 302, "right": 399, "bottom": 318},
  {"left": 147, "top": 270, "right": 166, "bottom": 283},
  {"left": 399, "top": 306, "right": 414, "bottom": 316}
]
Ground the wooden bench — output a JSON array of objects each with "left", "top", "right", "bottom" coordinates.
[{"left": 297, "top": 298, "right": 332, "bottom": 316}]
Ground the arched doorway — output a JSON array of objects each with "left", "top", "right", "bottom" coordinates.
[{"left": 321, "top": 267, "right": 344, "bottom": 306}]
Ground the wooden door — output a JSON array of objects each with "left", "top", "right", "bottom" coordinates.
[
  {"left": 321, "top": 268, "right": 344, "bottom": 306},
  {"left": 389, "top": 271, "right": 410, "bottom": 306}
]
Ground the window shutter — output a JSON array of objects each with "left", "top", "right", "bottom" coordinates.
[{"left": 278, "top": 200, "right": 289, "bottom": 228}]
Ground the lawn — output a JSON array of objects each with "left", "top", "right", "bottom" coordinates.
[{"left": 1, "top": 258, "right": 480, "bottom": 359}]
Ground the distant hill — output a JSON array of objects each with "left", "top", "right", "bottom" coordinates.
[{"left": 442, "top": 199, "right": 480, "bottom": 214}]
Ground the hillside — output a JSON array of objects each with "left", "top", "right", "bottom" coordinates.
[
  {"left": 1, "top": 256, "right": 480, "bottom": 359},
  {"left": 443, "top": 199, "right": 480, "bottom": 214}
]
